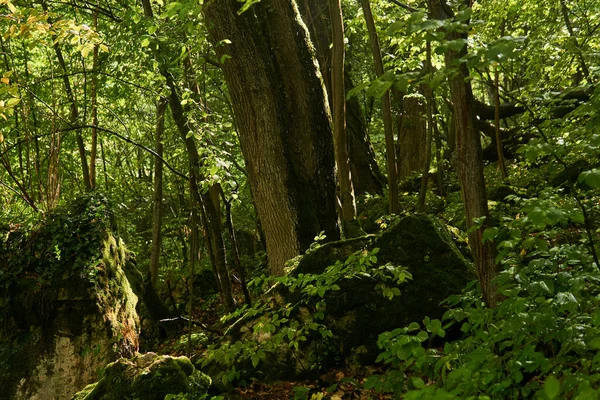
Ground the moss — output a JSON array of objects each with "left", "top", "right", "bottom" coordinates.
[
  {"left": 287, "top": 214, "right": 473, "bottom": 362},
  {"left": 0, "top": 194, "right": 141, "bottom": 399},
  {"left": 71, "top": 353, "right": 211, "bottom": 400},
  {"left": 70, "top": 383, "right": 97, "bottom": 400}
]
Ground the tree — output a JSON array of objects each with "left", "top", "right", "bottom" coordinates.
[
  {"left": 428, "top": 0, "right": 499, "bottom": 306},
  {"left": 298, "top": 0, "right": 386, "bottom": 196},
  {"left": 360, "top": 0, "right": 399, "bottom": 213},
  {"left": 204, "top": 0, "right": 340, "bottom": 274}
]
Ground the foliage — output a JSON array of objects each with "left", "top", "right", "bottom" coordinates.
[
  {"left": 365, "top": 187, "right": 600, "bottom": 399},
  {"left": 200, "top": 248, "right": 411, "bottom": 387}
]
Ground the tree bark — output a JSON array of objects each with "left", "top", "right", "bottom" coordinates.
[
  {"left": 428, "top": 0, "right": 499, "bottom": 307},
  {"left": 397, "top": 94, "right": 427, "bottom": 180},
  {"left": 204, "top": 0, "right": 340, "bottom": 274},
  {"left": 418, "top": 42, "right": 434, "bottom": 212}
]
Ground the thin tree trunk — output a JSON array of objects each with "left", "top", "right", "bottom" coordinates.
[
  {"left": 89, "top": 6, "right": 99, "bottom": 189},
  {"left": 494, "top": 67, "right": 507, "bottom": 178},
  {"left": 360, "top": 0, "right": 398, "bottom": 213},
  {"left": 143, "top": 0, "right": 235, "bottom": 308},
  {"left": 298, "top": 0, "right": 385, "bottom": 196},
  {"left": 559, "top": 0, "right": 590, "bottom": 82},
  {"left": 330, "top": 0, "right": 360, "bottom": 236},
  {"left": 428, "top": 0, "right": 499, "bottom": 307},
  {"left": 418, "top": 41, "right": 434, "bottom": 212},
  {"left": 41, "top": 1, "right": 91, "bottom": 192},
  {"left": 166, "top": 76, "right": 235, "bottom": 310},
  {"left": 150, "top": 98, "right": 167, "bottom": 289},
  {"left": 221, "top": 187, "right": 252, "bottom": 306}
]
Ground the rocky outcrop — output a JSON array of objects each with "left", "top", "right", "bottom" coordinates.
[
  {"left": 292, "top": 214, "right": 474, "bottom": 358},
  {"left": 0, "top": 195, "right": 140, "bottom": 400},
  {"left": 216, "top": 214, "right": 474, "bottom": 384},
  {"left": 72, "top": 353, "right": 211, "bottom": 400}
]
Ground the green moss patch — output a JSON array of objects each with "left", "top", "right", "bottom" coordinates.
[{"left": 71, "top": 353, "right": 211, "bottom": 400}]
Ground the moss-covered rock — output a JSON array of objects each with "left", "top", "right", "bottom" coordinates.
[
  {"left": 0, "top": 194, "right": 140, "bottom": 400},
  {"left": 71, "top": 353, "right": 211, "bottom": 400},
  {"left": 290, "top": 214, "right": 474, "bottom": 361}
]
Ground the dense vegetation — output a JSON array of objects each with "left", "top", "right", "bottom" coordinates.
[{"left": 2, "top": 0, "right": 600, "bottom": 398}]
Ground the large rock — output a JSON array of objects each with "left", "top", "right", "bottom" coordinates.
[
  {"left": 0, "top": 195, "right": 140, "bottom": 400},
  {"left": 292, "top": 214, "right": 474, "bottom": 359},
  {"left": 221, "top": 214, "right": 474, "bottom": 384},
  {"left": 72, "top": 353, "right": 211, "bottom": 400}
]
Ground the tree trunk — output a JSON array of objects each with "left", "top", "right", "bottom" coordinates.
[
  {"left": 150, "top": 98, "right": 167, "bottom": 289},
  {"left": 204, "top": 0, "right": 340, "bottom": 274},
  {"left": 166, "top": 76, "right": 236, "bottom": 310},
  {"left": 298, "top": 0, "right": 385, "bottom": 196},
  {"left": 428, "top": 0, "right": 499, "bottom": 307},
  {"left": 41, "top": 1, "right": 91, "bottom": 192},
  {"left": 89, "top": 6, "right": 99, "bottom": 189},
  {"left": 360, "top": 0, "right": 398, "bottom": 213},
  {"left": 418, "top": 42, "right": 434, "bottom": 212},
  {"left": 330, "top": 0, "right": 361, "bottom": 237},
  {"left": 397, "top": 94, "right": 427, "bottom": 180}
]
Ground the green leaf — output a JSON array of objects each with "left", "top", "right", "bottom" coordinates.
[
  {"left": 6, "top": 97, "right": 20, "bottom": 107},
  {"left": 411, "top": 377, "right": 425, "bottom": 389},
  {"left": 543, "top": 375, "right": 560, "bottom": 399},
  {"left": 455, "top": 8, "right": 472, "bottom": 22},
  {"left": 346, "top": 81, "right": 369, "bottom": 100},
  {"left": 482, "top": 227, "right": 499, "bottom": 243},
  {"left": 446, "top": 38, "right": 468, "bottom": 52},
  {"left": 578, "top": 169, "right": 600, "bottom": 189},
  {"left": 406, "top": 322, "right": 420, "bottom": 332}
]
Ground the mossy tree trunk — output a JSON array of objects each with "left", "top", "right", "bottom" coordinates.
[
  {"left": 204, "top": 0, "right": 340, "bottom": 274},
  {"left": 428, "top": 0, "right": 499, "bottom": 307}
]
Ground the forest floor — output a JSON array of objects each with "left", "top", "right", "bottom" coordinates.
[{"left": 153, "top": 294, "right": 393, "bottom": 399}]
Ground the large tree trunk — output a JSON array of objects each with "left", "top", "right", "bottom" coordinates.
[
  {"left": 428, "top": 0, "right": 499, "bottom": 306},
  {"left": 204, "top": 0, "right": 340, "bottom": 274},
  {"left": 298, "top": 0, "right": 385, "bottom": 196}
]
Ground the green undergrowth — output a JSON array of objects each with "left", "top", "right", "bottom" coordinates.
[
  {"left": 199, "top": 247, "right": 411, "bottom": 389},
  {"left": 363, "top": 185, "right": 600, "bottom": 399}
]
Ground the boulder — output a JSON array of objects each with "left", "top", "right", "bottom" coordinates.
[
  {"left": 71, "top": 353, "right": 211, "bottom": 400},
  {"left": 219, "top": 214, "right": 475, "bottom": 383},
  {"left": 291, "top": 214, "right": 474, "bottom": 359},
  {"left": 0, "top": 195, "right": 140, "bottom": 400}
]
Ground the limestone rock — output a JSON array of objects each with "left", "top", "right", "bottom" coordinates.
[
  {"left": 71, "top": 353, "right": 211, "bottom": 400},
  {"left": 0, "top": 195, "right": 140, "bottom": 400}
]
